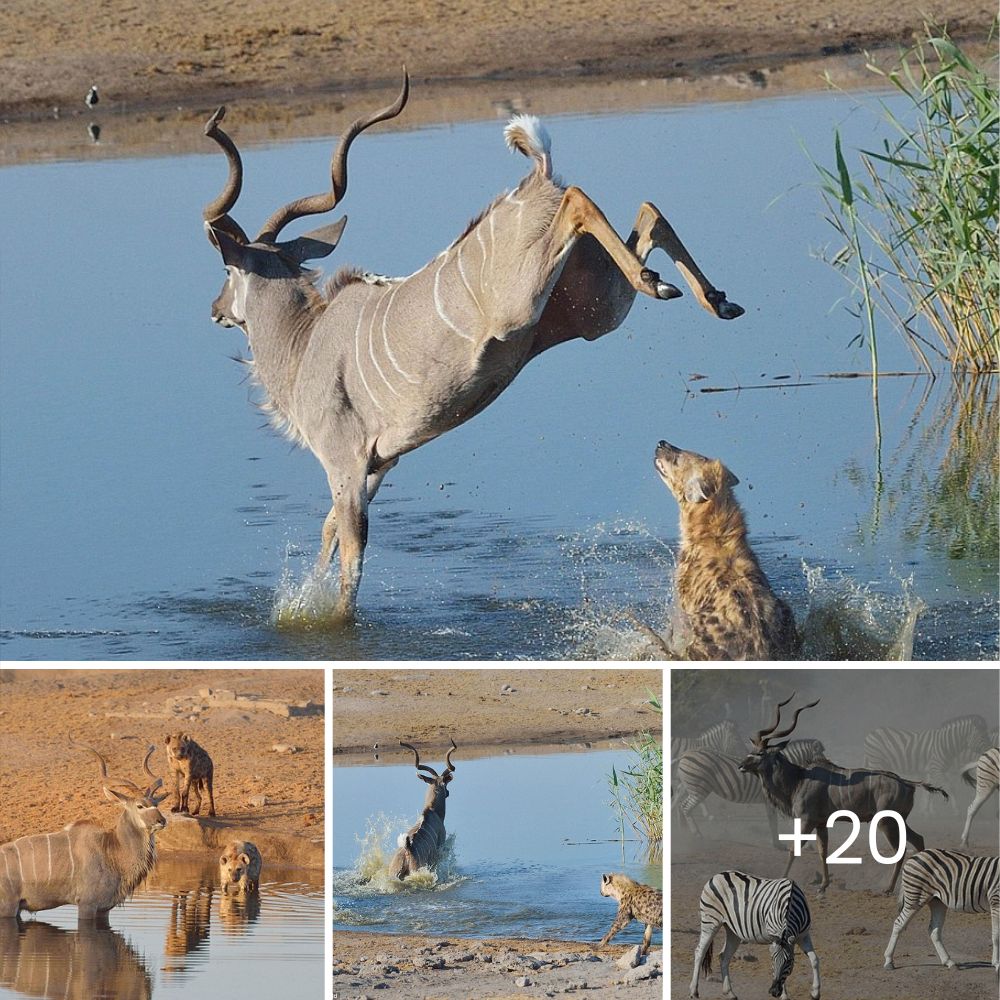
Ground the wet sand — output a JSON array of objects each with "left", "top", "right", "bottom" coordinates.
[{"left": 0, "top": 668, "right": 324, "bottom": 868}]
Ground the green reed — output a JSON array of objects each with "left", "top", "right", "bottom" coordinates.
[
  {"left": 814, "top": 25, "right": 999, "bottom": 374},
  {"left": 609, "top": 692, "right": 663, "bottom": 858}
]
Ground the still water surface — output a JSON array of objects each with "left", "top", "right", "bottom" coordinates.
[
  {"left": 1, "top": 90, "right": 995, "bottom": 658},
  {"left": 333, "top": 748, "right": 661, "bottom": 943},
  {"left": 0, "top": 856, "right": 322, "bottom": 1000}
]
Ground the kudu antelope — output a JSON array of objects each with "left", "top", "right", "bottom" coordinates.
[
  {"left": 0, "top": 740, "right": 167, "bottom": 925},
  {"left": 388, "top": 739, "right": 457, "bottom": 880},
  {"left": 739, "top": 694, "right": 948, "bottom": 895},
  {"left": 201, "top": 71, "right": 743, "bottom": 617}
]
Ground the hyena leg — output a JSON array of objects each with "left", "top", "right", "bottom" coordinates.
[
  {"left": 634, "top": 201, "right": 744, "bottom": 319},
  {"left": 599, "top": 906, "right": 631, "bottom": 946},
  {"left": 205, "top": 765, "right": 216, "bottom": 817},
  {"left": 171, "top": 771, "right": 183, "bottom": 812},
  {"left": 642, "top": 921, "right": 653, "bottom": 955},
  {"left": 189, "top": 776, "right": 202, "bottom": 815},
  {"left": 179, "top": 774, "right": 193, "bottom": 814}
]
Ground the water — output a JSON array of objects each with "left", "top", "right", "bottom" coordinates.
[
  {"left": 1, "top": 91, "right": 996, "bottom": 659},
  {"left": 0, "top": 856, "right": 322, "bottom": 1000},
  {"left": 333, "top": 748, "right": 662, "bottom": 944}
]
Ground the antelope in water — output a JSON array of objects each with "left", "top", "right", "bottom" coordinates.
[
  {"left": 388, "top": 739, "right": 457, "bottom": 879},
  {"left": 0, "top": 740, "right": 167, "bottom": 926},
  {"left": 201, "top": 70, "right": 744, "bottom": 618}
]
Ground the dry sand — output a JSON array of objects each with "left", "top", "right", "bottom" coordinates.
[
  {"left": 0, "top": 2, "right": 995, "bottom": 164},
  {"left": 0, "top": 668, "right": 324, "bottom": 868}
]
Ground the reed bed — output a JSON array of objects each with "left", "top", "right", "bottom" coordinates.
[
  {"left": 609, "top": 692, "right": 663, "bottom": 857},
  {"left": 815, "top": 25, "right": 998, "bottom": 374}
]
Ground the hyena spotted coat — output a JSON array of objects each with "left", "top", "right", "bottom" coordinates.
[
  {"left": 164, "top": 733, "right": 216, "bottom": 817},
  {"left": 219, "top": 840, "right": 262, "bottom": 894},
  {"left": 654, "top": 440, "right": 800, "bottom": 660},
  {"left": 599, "top": 872, "right": 663, "bottom": 955}
]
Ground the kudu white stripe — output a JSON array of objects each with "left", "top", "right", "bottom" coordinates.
[{"left": 201, "top": 74, "right": 743, "bottom": 618}]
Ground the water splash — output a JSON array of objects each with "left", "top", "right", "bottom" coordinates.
[
  {"left": 271, "top": 565, "right": 346, "bottom": 630},
  {"left": 799, "top": 563, "right": 926, "bottom": 660},
  {"left": 333, "top": 813, "right": 465, "bottom": 901}
]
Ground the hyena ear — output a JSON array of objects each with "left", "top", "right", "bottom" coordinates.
[
  {"left": 165, "top": 735, "right": 172, "bottom": 745},
  {"left": 683, "top": 473, "right": 713, "bottom": 504},
  {"left": 238, "top": 853, "right": 251, "bottom": 866},
  {"left": 724, "top": 468, "right": 740, "bottom": 489},
  {"left": 601, "top": 873, "right": 612, "bottom": 885}
]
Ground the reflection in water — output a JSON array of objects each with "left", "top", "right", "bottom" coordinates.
[
  {"left": 218, "top": 892, "right": 261, "bottom": 933},
  {"left": 0, "top": 920, "right": 151, "bottom": 1000},
  {"left": 163, "top": 884, "right": 213, "bottom": 972}
]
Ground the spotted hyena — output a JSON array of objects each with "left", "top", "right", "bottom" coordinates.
[
  {"left": 165, "top": 732, "right": 216, "bottom": 816},
  {"left": 599, "top": 872, "right": 663, "bottom": 955},
  {"left": 654, "top": 440, "right": 800, "bottom": 660},
  {"left": 219, "top": 840, "right": 262, "bottom": 894}
]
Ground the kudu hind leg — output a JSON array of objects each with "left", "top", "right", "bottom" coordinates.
[
  {"left": 636, "top": 202, "right": 744, "bottom": 320},
  {"left": 552, "top": 187, "right": 681, "bottom": 301}
]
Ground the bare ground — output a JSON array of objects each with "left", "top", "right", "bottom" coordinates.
[
  {"left": 332, "top": 667, "right": 662, "bottom": 759},
  {"left": 0, "top": 668, "right": 324, "bottom": 869},
  {"left": 671, "top": 808, "right": 1000, "bottom": 1000}
]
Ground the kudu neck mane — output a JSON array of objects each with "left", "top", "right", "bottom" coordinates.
[
  {"left": 244, "top": 270, "right": 326, "bottom": 441},
  {"left": 758, "top": 750, "right": 807, "bottom": 817},
  {"left": 99, "top": 810, "right": 157, "bottom": 904}
]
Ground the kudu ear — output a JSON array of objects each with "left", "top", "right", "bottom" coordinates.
[
  {"left": 205, "top": 222, "right": 247, "bottom": 268},
  {"left": 103, "top": 785, "right": 132, "bottom": 805},
  {"left": 274, "top": 216, "right": 348, "bottom": 264}
]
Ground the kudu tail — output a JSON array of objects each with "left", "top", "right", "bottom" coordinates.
[
  {"left": 504, "top": 115, "right": 552, "bottom": 179},
  {"left": 918, "top": 781, "right": 949, "bottom": 800}
]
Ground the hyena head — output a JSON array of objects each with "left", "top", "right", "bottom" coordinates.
[{"left": 165, "top": 732, "right": 194, "bottom": 761}]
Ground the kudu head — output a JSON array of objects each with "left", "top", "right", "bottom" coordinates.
[
  {"left": 72, "top": 736, "right": 168, "bottom": 834},
  {"left": 738, "top": 693, "right": 820, "bottom": 782},
  {"left": 201, "top": 70, "right": 409, "bottom": 330},
  {"left": 654, "top": 440, "right": 739, "bottom": 506},
  {"left": 400, "top": 738, "right": 457, "bottom": 818}
]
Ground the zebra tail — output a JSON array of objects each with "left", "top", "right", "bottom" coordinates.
[
  {"left": 701, "top": 940, "right": 713, "bottom": 975},
  {"left": 960, "top": 766, "right": 976, "bottom": 789}
]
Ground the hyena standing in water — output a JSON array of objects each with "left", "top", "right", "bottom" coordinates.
[
  {"left": 653, "top": 440, "right": 800, "bottom": 660},
  {"left": 219, "top": 840, "right": 262, "bottom": 894},
  {"left": 165, "top": 733, "right": 216, "bottom": 816},
  {"left": 599, "top": 873, "right": 663, "bottom": 955}
]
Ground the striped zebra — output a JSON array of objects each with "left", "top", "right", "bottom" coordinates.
[
  {"left": 690, "top": 871, "right": 820, "bottom": 1000},
  {"left": 864, "top": 715, "right": 991, "bottom": 799},
  {"left": 883, "top": 848, "right": 999, "bottom": 970},
  {"left": 671, "top": 720, "right": 741, "bottom": 761},
  {"left": 675, "top": 741, "right": 826, "bottom": 846},
  {"left": 960, "top": 747, "right": 999, "bottom": 848}
]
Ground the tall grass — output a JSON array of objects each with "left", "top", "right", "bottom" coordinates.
[
  {"left": 609, "top": 692, "right": 663, "bottom": 859},
  {"left": 815, "top": 25, "right": 999, "bottom": 373}
]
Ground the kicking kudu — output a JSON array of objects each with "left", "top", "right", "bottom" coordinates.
[
  {"left": 739, "top": 695, "right": 948, "bottom": 895},
  {"left": 201, "top": 70, "right": 743, "bottom": 617},
  {"left": 0, "top": 740, "right": 167, "bottom": 925},
  {"left": 388, "top": 739, "right": 457, "bottom": 879}
]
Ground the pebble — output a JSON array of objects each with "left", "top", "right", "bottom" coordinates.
[
  {"left": 500, "top": 683, "right": 517, "bottom": 695},
  {"left": 248, "top": 794, "right": 268, "bottom": 807},
  {"left": 616, "top": 945, "right": 642, "bottom": 970},
  {"left": 514, "top": 976, "right": 532, "bottom": 987},
  {"left": 369, "top": 690, "right": 389, "bottom": 696}
]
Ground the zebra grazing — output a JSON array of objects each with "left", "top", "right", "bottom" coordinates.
[
  {"left": 675, "top": 740, "right": 826, "bottom": 846},
  {"left": 865, "top": 715, "right": 991, "bottom": 798},
  {"left": 960, "top": 747, "right": 999, "bottom": 848},
  {"left": 884, "top": 848, "right": 999, "bottom": 970},
  {"left": 690, "top": 871, "right": 820, "bottom": 1000},
  {"left": 671, "top": 721, "right": 741, "bottom": 761}
]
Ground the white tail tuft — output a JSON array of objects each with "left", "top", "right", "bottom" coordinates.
[{"left": 504, "top": 115, "right": 552, "bottom": 178}]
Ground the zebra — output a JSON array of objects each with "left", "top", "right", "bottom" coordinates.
[
  {"left": 689, "top": 871, "right": 820, "bottom": 1000},
  {"left": 671, "top": 720, "right": 741, "bottom": 761},
  {"left": 864, "top": 715, "right": 991, "bottom": 803},
  {"left": 675, "top": 741, "right": 826, "bottom": 847},
  {"left": 960, "top": 747, "right": 999, "bottom": 848},
  {"left": 883, "top": 848, "right": 999, "bottom": 970}
]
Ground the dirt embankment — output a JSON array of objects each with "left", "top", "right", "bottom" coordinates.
[
  {"left": 0, "top": 669, "right": 324, "bottom": 869},
  {"left": 0, "top": 0, "right": 994, "bottom": 122},
  {"left": 332, "top": 667, "right": 662, "bottom": 759}
]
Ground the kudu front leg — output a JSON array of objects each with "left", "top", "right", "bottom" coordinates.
[
  {"left": 330, "top": 473, "right": 370, "bottom": 618},
  {"left": 634, "top": 202, "right": 744, "bottom": 320}
]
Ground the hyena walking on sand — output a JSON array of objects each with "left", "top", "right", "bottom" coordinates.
[
  {"left": 653, "top": 440, "right": 800, "bottom": 660},
  {"left": 599, "top": 873, "right": 663, "bottom": 955},
  {"left": 165, "top": 733, "right": 216, "bottom": 817}
]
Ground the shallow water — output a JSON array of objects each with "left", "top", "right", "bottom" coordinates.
[
  {"left": 333, "top": 748, "right": 662, "bottom": 943},
  {"left": 0, "top": 856, "right": 322, "bottom": 1000},
  {"left": 1, "top": 90, "right": 996, "bottom": 659}
]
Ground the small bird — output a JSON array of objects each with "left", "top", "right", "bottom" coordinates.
[
  {"left": 87, "top": 122, "right": 101, "bottom": 144},
  {"left": 85, "top": 85, "right": 99, "bottom": 108}
]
